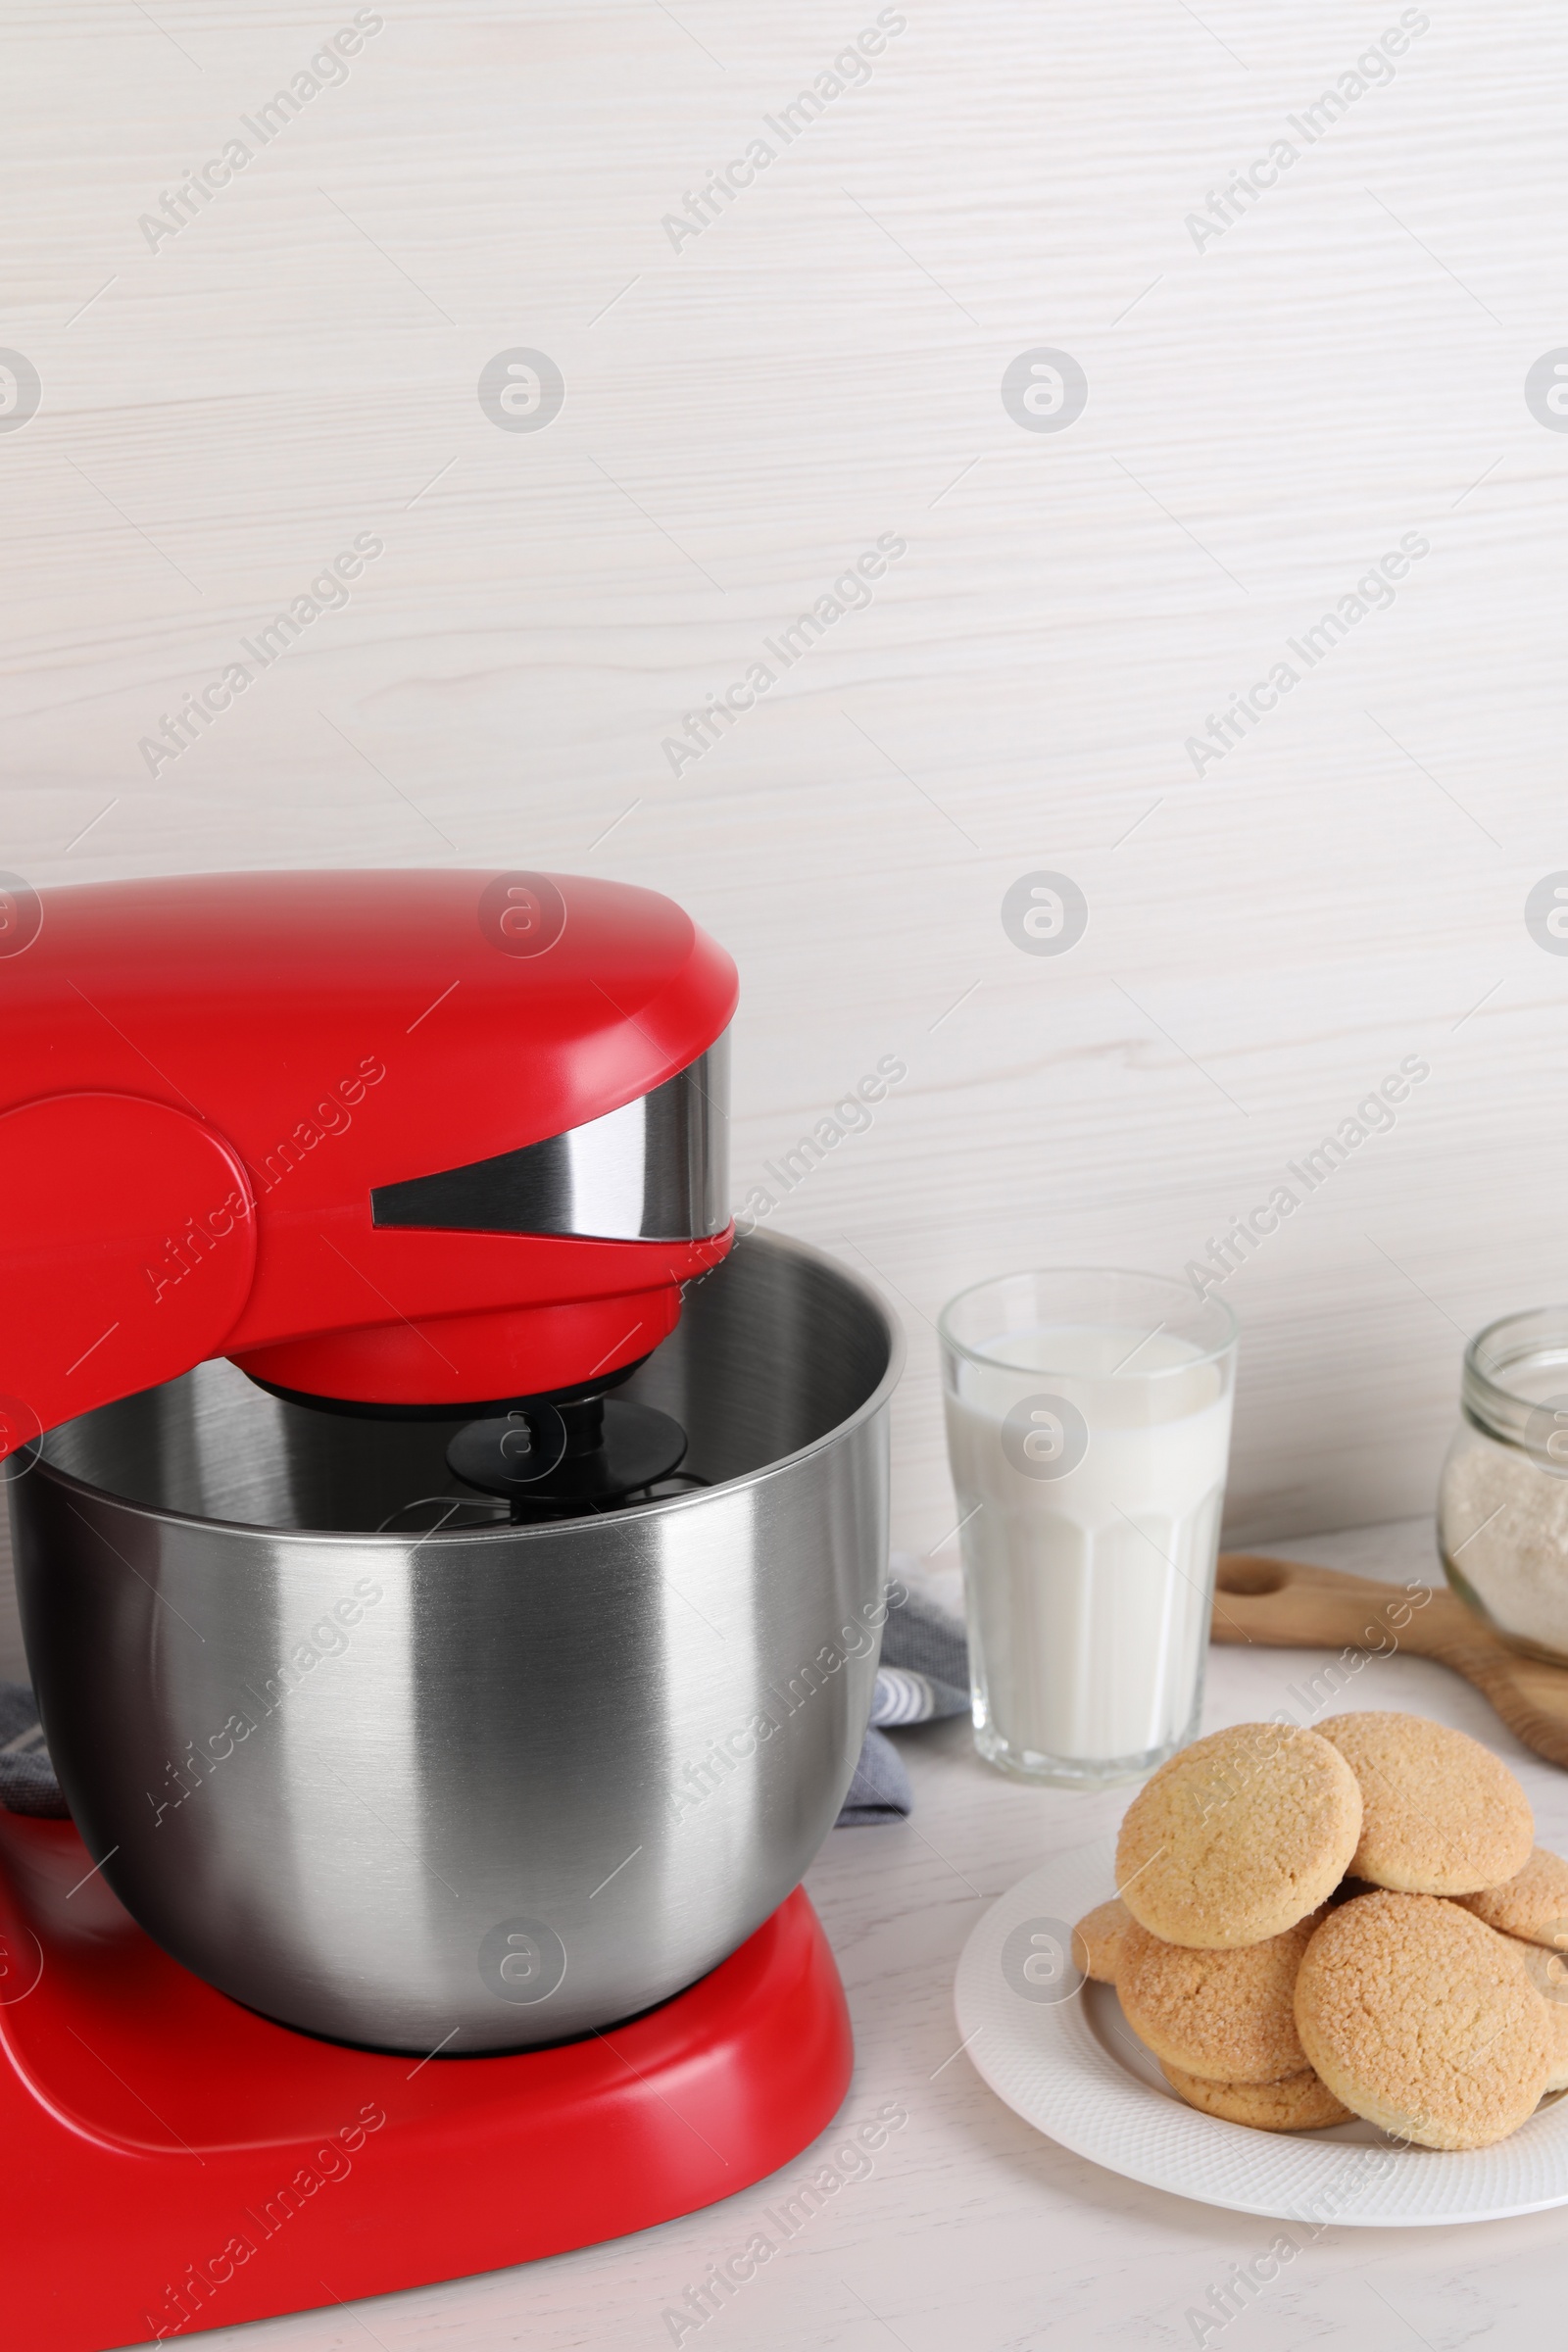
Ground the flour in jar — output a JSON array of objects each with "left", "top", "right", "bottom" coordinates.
[{"left": 1442, "top": 1438, "right": 1568, "bottom": 1657}]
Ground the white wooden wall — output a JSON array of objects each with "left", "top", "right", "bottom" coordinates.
[{"left": 3, "top": 0, "right": 1567, "bottom": 1677}]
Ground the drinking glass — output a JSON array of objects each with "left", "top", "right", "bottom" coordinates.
[{"left": 939, "top": 1268, "right": 1239, "bottom": 1788}]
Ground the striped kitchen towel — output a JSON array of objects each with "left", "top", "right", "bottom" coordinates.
[
  {"left": 835, "top": 1573, "right": 969, "bottom": 1828},
  {"left": 0, "top": 1681, "right": 68, "bottom": 1819}
]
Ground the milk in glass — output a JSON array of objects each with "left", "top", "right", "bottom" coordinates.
[{"left": 944, "top": 1324, "right": 1234, "bottom": 1776}]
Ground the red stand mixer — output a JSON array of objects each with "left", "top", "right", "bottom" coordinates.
[{"left": 0, "top": 869, "right": 901, "bottom": 2347}]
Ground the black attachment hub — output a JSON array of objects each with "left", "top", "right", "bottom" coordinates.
[{"left": 445, "top": 1395, "right": 689, "bottom": 1521}]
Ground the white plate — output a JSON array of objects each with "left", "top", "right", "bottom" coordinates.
[{"left": 955, "top": 1835, "right": 1568, "bottom": 2226}]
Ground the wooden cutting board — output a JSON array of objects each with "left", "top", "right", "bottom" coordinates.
[{"left": 1211, "top": 1552, "right": 1568, "bottom": 1773}]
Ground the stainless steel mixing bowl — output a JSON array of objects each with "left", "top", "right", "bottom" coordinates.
[{"left": 6, "top": 1230, "right": 902, "bottom": 2051}]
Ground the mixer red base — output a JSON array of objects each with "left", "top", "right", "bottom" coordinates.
[{"left": 0, "top": 1816, "right": 854, "bottom": 2349}]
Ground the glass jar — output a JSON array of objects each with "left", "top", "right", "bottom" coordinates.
[{"left": 1438, "top": 1306, "right": 1568, "bottom": 1664}]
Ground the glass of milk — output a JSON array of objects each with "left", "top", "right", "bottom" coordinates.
[{"left": 939, "top": 1269, "right": 1238, "bottom": 1788}]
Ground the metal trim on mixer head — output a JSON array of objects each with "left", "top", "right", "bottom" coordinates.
[{"left": 369, "top": 1034, "right": 731, "bottom": 1243}]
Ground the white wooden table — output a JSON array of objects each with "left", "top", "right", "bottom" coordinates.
[{"left": 177, "top": 1515, "right": 1567, "bottom": 2352}]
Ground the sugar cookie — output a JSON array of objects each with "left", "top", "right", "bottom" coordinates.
[
  {"left": 1159, "top": 2060, "right": 1351, "bottom": 2132},
  {"left": 1115, "top": 1722, "right": 1362, "bottom": 1949},
  {"left": 1117, "top": 1909, "right": 1323, "bottom": 2084},
  {"left": 1071, "top": 1897, "right": 1130, "bottom": 1984},
  {"left": 1456, "top": 1846, "right": 1568, "bottom": 1948},
  {"left": 1294, "top": 1889, "right": 1551, "bottom": 2150},
  {"left": 1494, "top": 1930, "right": 1568, "bottom": 2094},
  {"left": 1316, "top": 1712, "right": 1533, "bottom": 1895}
]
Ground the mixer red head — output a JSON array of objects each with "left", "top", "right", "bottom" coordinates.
[{"left": 0, "top": 868, "right": 737, "bottom": 1461}]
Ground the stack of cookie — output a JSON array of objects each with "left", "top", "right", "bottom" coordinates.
[{"left": 1073, "top": 1710, "right": 1568, "bottom": 2151}]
